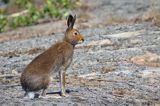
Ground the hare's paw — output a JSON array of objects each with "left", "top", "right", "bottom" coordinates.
[
  {"left": 23, "top": 92, "right": 35, "bottom": 100},
  {"left": 60, "top": 93, "right": 69, "bottom": 97}
]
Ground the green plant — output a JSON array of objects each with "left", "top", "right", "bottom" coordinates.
[
  {"left": 0, "top": 0, "right": 81, "bottom": 32},
  {"left": 0, "top": 15, "right": 7, "bottom": 32},
  {"left": 27, "top": 2, "right": 43, "bottom": 22},
  {"left": 11, "top": 16, "right": 29, "bottom": 28},
  {"left": 44, "top": 0, "right": 61, "bottom": 18},
  {"left": 15, "top": 0, "right": 31, "bottom": 7}
]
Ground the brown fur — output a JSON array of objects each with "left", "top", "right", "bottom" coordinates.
[{"left": 20, "top": 15, "right": 84, "bottom": 98}]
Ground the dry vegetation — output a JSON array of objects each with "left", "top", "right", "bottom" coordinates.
[{"left": 142, "top": 8, "right": 160, "bottom": 26}]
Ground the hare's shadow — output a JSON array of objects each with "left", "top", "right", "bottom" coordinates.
[
  {"left": 47, "top": 89, "right": 78, "bottom": 95},
  {"left": 34, "top": 89, "right": 78, "bottom": 98}
]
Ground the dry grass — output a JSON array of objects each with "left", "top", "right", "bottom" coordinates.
[{"left": 142, "top": 8, "right": 160, "bottom": 26}]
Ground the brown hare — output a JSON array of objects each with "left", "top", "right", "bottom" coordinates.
[{"left": 20, "top": 14, "right": 84, "bottom": 99}]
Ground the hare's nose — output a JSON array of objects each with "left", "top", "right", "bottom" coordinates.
[{"left": 81, "top": 38, "right": 84, "bottom": 42}]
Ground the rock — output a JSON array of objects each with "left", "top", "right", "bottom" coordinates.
[
  {"left": 130, "top": 39, "right": 142, "bottom": 45},
  {"left": 11, "top": 69, "right": 18, "bottom": 75},
  {"left": 131, "top": 52, "right": 160, "bottom": 67},
  {"left": 103, "top": 30, "right": 144, "bottom": 39}
]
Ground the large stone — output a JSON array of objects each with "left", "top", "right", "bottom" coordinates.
[{"left": 131, "top": 52, "right": 160, "bottom": 67}]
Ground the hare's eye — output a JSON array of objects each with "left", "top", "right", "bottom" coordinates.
[{"left": 74, "top": 32, "right": 78, "bottom": 35}]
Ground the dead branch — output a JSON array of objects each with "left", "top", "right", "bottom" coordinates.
[{"left": 7, "top": 10, "right": 28, "bottom": 19}]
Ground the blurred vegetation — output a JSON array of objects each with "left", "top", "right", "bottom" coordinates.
[{"left": 0, "top": 0, "right": 80, "bottom": 32}]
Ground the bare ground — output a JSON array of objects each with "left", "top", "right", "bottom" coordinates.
[{"left": 0, "top": 0, "right": 160, "bottom": 106}]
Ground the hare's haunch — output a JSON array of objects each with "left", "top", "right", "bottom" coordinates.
[{"left": 20, "top": 14, "right": 84, "bottom": 99}]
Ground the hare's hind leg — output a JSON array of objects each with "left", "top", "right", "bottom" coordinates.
[
  {"left": 41, "top": 89, "right": 47, "bottom": 96},
  {"left": 39, "top": 89, "right": 49, "bottom": 98}
]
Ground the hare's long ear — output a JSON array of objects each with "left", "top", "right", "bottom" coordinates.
[{"left": 67, "top": 14, "right": 76, "bottom": 29}]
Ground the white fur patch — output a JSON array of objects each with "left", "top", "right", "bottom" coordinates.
[
  {"left": 26, "top": 92, "right": 35, "bottom": 99},
  {"left": 50, "top": 77, "right": 53, "bottom": 81}
]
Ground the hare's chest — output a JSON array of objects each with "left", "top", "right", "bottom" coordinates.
[{"left": 62, "top": 50, "right": 73, "bottom": 68}]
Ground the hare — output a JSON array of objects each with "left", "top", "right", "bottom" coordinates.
[{"left": 20, "top": 14, "right": 84, "bottom": 99}]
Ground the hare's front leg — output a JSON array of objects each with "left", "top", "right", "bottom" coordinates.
[
  {"left": 59, "top": 58, "right": 72, "bottom": 97},
  {"left": 59, "top": 70, "right": 66, "bottom": 96}
]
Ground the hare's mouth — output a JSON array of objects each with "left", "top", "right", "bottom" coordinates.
[
  {"left": 78, "top": 38, "right": 84, "bottom": 44},
  {"left": 77, "top": 40, "right": 84, "bottom": 44}
]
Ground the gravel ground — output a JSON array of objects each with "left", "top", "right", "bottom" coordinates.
[
  {"left": 0, "top": 0, "right": 160, "bottom": 106},
  {"left": 0, "top": 22, "right": 160, "bottom": 106}
]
